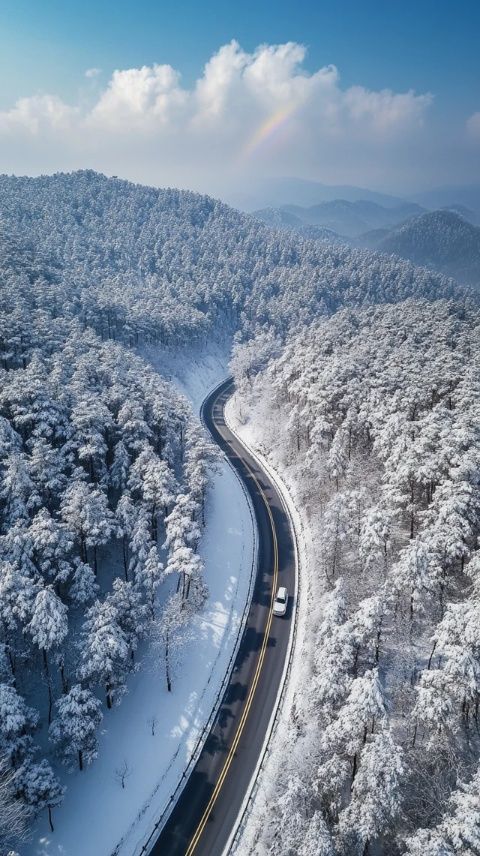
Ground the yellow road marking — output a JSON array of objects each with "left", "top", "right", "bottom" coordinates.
[{"left": 184, "top": 435, "right": 279, "bottom": 856}]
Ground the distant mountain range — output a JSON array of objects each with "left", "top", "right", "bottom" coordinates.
[
  {"left": 226, "top": 176, "right": 480, "bottom": 221},
  {"left": 253, "top": 197, "right": 480, "bottom": 289},
  {"left": 254, "top": 198, "right": 430, "bottom": 240},
  {"left": 252, "top": 207, "right": 345, "bottom": 244},
  {"left": 226, "top": 177, "right": 407, "bottom": 212},
  {"left": 268, "top": 199, "right": 426, "bottom": 238}
]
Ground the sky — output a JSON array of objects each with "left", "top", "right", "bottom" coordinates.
[{"left": 0, "top": 0, "right": 479, "bottom": 197}]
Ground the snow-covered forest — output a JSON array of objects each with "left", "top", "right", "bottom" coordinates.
[
  {"left": 231, "top": 298, "right": 480, "bottom": 855},
  {"left": 0, "top": 170, "right": 477, "bottom": 853},
  {"left": 0, "top": 170, "right": 463, "bottom": 350}
]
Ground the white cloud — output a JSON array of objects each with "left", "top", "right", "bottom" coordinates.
[
  {"left": 0, "top": 94, "right": 77, "bottom": 135},
  {"left": 85, "top": 68, "right": 102, "bottom": 79},
  {"left": 90, "top": 64, "right": 187, "bottom": 129},
  {"left": 0, "top": 40, "right": 448, "bottom": 192}
]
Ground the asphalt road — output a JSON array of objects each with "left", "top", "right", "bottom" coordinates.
[{"left": 148, "top": 377, "right": 296, "bottom": 856}]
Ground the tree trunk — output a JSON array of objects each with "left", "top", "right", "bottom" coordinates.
[
  {"left": 59, "top": 661, "right": 68, "bottom": 694},
  {"left": 122, "top": 537, "right": 129, "bottom": 581},
  {"left": 375, "top": 624, "right": 382, "bottom": 663},
  {"left": 351, "top": 752, "right": 358, "bottom": 786},
  {"left": 410, "top": 481, "right": 415, "bottom": 539},
  {"left": 5, "top": 638, "right": 15, "bottom": 677},
  {"left": 427, "top": 640, "right": 437, "bottom": 670},
  {"left": 78, "top": 749, "right": 83, "bottom": 771},
  {"left": 353, "top": 646, "right": 359, "bottom": 677},
  {"left": 48, "top": 805, "right": 54, "bottom": 833},
  {"left": 80, "top": 535, "right": 86, "bottom": 563},
  {"left": 165, "top": 632, "right": 172, "bottom": 693},
  {"left": 43, "top": 649, "right": 53, "bottom": 725}
]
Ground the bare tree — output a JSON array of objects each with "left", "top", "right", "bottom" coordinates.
[
  {"left": 147, "top": 715, "right": 158, "bottom": 737},
  {"left": 0, "top": 760, "right": 29, "bottom": 854},
  {"left": 114, "top": 760, "right": 131, "bottom": 790}
]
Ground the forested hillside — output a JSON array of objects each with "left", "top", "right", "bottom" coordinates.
[
  {"left": 232, "top": 299, "right": 480, "bottom": 855},
  {"left": 0, "top": 171, "right": 474, "bottom": 851},
  {"left": 0, "top": 327, "right": 215, "bottom": 847},
  {"left": 372, "top": 210, "right": 480, "bottom": 289},
  {"left": 0, "top": 171, "right": 462, "bottom": 349}
]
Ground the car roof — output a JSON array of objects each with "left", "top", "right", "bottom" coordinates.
[{"left": 277, "top": 586, "right": 287, "bottom": 598}]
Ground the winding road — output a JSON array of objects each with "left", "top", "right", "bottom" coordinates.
[{"left": 147, "top": 378, "right": 297, "bottom": 856}]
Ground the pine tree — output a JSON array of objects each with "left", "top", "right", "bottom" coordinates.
[
  {"left": 27, "top": 587, "right": 68, "bottom": 724},
  {"left": 61, "top": 481, "right": 116, "bottom": 574},
  {"left": 49, "top": 685, "right": 103, "bottom": 770},
  {"left": 78, "top": 600, "right": 128, "bottom": 708},
  {"left": 338, "top": 729, "right": 404, "bottom": 855},
  {"left": 69, "top": 558, "right": 98, "bottom": 606},
  {"left": 20, "top": 759, "right": 64, "bottom": 833},
  {"left": 136, "top": 545, "right": 164, "bottom": 618},
  {"left": 110, "top": 440, "right": 130, "bottom": 490},
  {"left": 0, "top": 684, "right": 38, "bottom": 767},
  {"left": 108, "top": 579, "right": 148, "bottom": 664}
]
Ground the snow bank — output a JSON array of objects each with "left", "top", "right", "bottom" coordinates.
[{"left": 25, "top": 349, "right": 256, "bottom": 856}]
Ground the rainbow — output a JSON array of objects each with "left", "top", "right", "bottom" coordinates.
[{"left": 241, "top": 103, "right": 297, "bottom": 160}]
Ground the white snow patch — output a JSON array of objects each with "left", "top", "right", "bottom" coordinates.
[{"left": 25, "top": 348, "right": 256, "bottom": 856}]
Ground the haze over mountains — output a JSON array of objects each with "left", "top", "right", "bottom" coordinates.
[
  {"left": 251, "top": 178, "right": 480, "bottom": 289},
  {"left": 225, "top": 177, "right": 409, "bottom": 212},
  {"left": 227, "top": 176, "right": 480, "bottom": 215},
  {"left": 254, "top": 200, "right": 426, "bottom": 239}
]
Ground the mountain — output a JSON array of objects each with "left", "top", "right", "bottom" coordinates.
[
  {"left": 370, "top": 209, "right": 480, "bottom": 287},
  {"left": 411, "top": 185, "right": 480, "bottom": 219},
  {"left": 253, "top": 206, "right": 346, "bottom": 244},
  {"left": 224, "top": 176, "right": 406, "bottom": 212},
  {"left": 254, "top": 199, "right": 425, "bottom": 239},
  {"left": 253, "top": 206, "right": 306, "bottom": 230},
  {"left": 441, "top": 203, "right": 478, "bottom": 224},
  {"left": 0, "top": 171, "right": 463, "bottom": 345}
]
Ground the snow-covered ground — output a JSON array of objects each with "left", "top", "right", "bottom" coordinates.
[{"left": 25, "top": 347, "right": 256, "bottom": 856}]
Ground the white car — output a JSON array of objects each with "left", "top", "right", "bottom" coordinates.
[{"left": 273, "top": 586, "right": 288, "bottom": 617}]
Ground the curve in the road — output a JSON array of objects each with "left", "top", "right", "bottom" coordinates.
[{"left": 147, "top": 377, "right": 297, "bottom": 856}]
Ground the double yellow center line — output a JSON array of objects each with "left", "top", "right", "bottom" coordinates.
[{"left": 184, "top": 457, "right": 279, "bottom": 856}]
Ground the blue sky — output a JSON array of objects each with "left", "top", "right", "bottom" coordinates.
[{"left": 0, "top": 0, "right": 478, "bottom": 194}]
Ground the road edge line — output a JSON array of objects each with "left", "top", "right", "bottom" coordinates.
[{"left": 221, "top": 394, "right": 302, "bottom": 856}]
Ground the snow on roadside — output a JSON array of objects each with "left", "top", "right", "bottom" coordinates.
[
  {"left": 24, "top": 347, "right": 256, "bottom": 856},
  {"left": 225, "top": 388, "right": 322, "bottom": 855}
]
